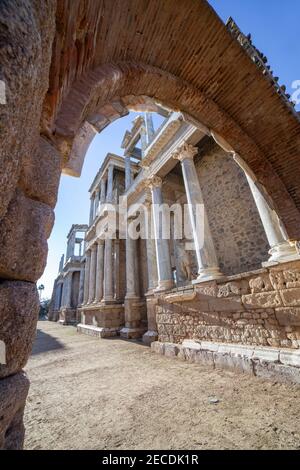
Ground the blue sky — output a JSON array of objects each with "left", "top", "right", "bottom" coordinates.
[{"left": 39, "top": 0, "right": 300, "bottom": 298}]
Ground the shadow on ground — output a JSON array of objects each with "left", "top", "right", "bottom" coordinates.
[{"left": 31, "top": 328, "right": 65, "bottom": 355}]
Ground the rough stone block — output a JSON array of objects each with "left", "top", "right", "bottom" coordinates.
[
  {"left": 0, "top": 371, "right": 30, "bottom": 450},
  {"left": 142, "top": 330, "right": 158, "bottom": 346},
  {"left": 249, "top": 274, "right": 273, "bottom": 293},
  {"left": 269, "top": 271, "right": 286, "bottom": 290},
  {"left": 214, "top": 353, "right": 253, "bottom": 374},
  {"left": 283, "top": 269, "right": 300, "bottom": 289},
  {"left": 194, "top": 349, "right": 215, "bottom": 368},
  {"left": 242, "top": 292, "right": 282, "bottom": 309},
  {"left": 280, "top": 288, "right": 300, "bottom": 307},
  {"left": 164, "top": 343, "right": 180, "bottom": 357},
  {"left": 280, "top": 350, "right": 300, "bottom": 368},
  {"left": 200, "top": 340, "right": 219, "bottom": 352},
  {"left": 195, "top": 283, "right": 218, "bottom": 298},
  {"left": 0, "top": 189, "right": 54, "bottom": 282},
  {"left": 150, "top": 341, "right": 165, "bottom": 355},
  {"left": 217, "top": 281, "right": 249, "bottom": 297},
  {"left": 0, "top": 281, "right": 39, "bottom": 378},
  {"left": 19, "top": 137, "right": 62, "bottom": 208},
  {"left": 0, "top": 0, "right": 56, "bottom": 221},
  {"left": 275, "top": 307, "right": 300, "bottom": 326},
  {"left": 252, "top": 346, "right": 280, "bottom": 363},
  {"left": 208, "top": 296, "right": 244, "bottom": 312},
  {"left": 253, "top": 361, "right": 300, "bottom": 384}
]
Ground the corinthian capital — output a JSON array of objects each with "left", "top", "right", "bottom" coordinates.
[
  {"left": 172, "top": 142, "right": 198, "bottom": 162},
  {"left": 148, "top": 175, "right": 162, "bottom": 189}
]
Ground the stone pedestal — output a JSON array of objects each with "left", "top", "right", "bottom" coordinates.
[
  {"left": 58, "top": 307, "right": 77, "bottom": 325},
  {"left": 142, "top": 294, "right": 159, "bottom": 345},
  {"left": 77, "top": 302, "right": 124, "bottom": 338},
  {"left": 120, "top": 297, "right": 147, "bottom": 339}
]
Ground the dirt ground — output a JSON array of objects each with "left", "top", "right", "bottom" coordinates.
[{"left": 24, "top": 320, "right": 300, "bottom": 450}]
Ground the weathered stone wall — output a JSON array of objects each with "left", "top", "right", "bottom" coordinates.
[
  {"left": 0, "top": 0, "right": 56, "bottom": 449},
  {"left": 195, "top": 139, "right": 269, "bottom": 275},
  {"left": 156, "top": 260, "right": 300, "bottom": 349}
]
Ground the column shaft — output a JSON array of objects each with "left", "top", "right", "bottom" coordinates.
[
  {"left": 83, "top": 251, "right": 91, "bottom": 304},
  {"left": 125, "top": 155, "right": 132, "bottom": 189},
  {"left": 64, "top": 273, "right": 72, "bottom": 308},
  {"left": 145, "top": 203, "right": 158, "bottom": 291},
  {"left": 126, "top": 237, "right": 138, "bottom": 297},
  {"left": 175, "top": 144, "right": 223, "bottom": 282},
  {"left": 89, "top": 195, "right": 95, "bottom": 225},
  {"left": 114, "top": 239, "right": 120, "bottom": 301},
  {"left": 78, "top": 267, "right": 85, "bottom": 305},
  {"left": 88, "top": 245, "right": 97, "bottom": 303},
  {"left": 233, "top": 153, "right": 299, "bottom": 264},
  {"left": 94, "top": 241, "right": 104, "bottom": 302},
  {"left": 106, "top": 164, "right": 114, "bottom": 202},
  {"left": 150, "top": 177, "right": 174, "bottom": 291},
  {"left": 103, "top": 238, "right": 114, "bottom": 301}
]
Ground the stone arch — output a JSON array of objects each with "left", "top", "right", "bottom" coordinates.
[{"left": 48, "top": 62, "right": 300, "bottom": 239}]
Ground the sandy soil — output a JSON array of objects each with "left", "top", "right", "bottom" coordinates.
[{"left": 24, "top": 320, "right": 300, "bottom": 450}]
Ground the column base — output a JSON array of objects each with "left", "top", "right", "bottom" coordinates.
[
  {"left": 142, "top": 330, "right": 158, "bottom": 345},
  {"left": 154, "top": 279, "right": 174, "bottom": 292},
  {"left": 124, "top": 297, "right": 147, "bottom": 333},
  {"left": 262, "top": 242, "right": 300, "bottom": 267},
  {"left": 192, "top": 267, "right": 224, "bottom": 284},
  {"left": 120, "top": 327, "right": 146, "bottom": 339}
]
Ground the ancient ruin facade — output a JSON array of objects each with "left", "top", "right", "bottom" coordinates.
[
  {"left": 1, "top": 0, "right": 300, "bottom": 450},
  {"left": 48, "top": 224, "right": 87, "bottom": 324},
  {"left": 49, "top": 111, "right": 300, "bottom": 364}
]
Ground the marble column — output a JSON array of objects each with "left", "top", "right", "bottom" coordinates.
[
  {"left": 124, "top": 153, "right": 139, "bottom": 298},
  {"left": 78, "top": 267, "right": 85, "bottom": 306},
  {"left": 64, "top": 272, "right": 72, "bottom": 308},
  {"left": 125, "top": 155, "right": 132, "bottom": 189},
  {"left": 88, "top": 244, "right": 97, "bottom": 303},
  {"left": 83, "top": 250, "right": 91, "bottom": 305},
  {"left": 106, "top": 164, "right": 114, "bottom": 203},
  {"left": 89, "top": 194, "right": 95, "bottom": 225},
  {"left": 149, "top": 176, "right": 174, "bottom": 291},
  {"left": 114, "top": 238, "right": 120, "bottom": 301},
  {"left": 142, "top": 201, "right": 159, "bottom": 345},
  {"left": 103, "top": 238, "right": 114, "bottom": 302},
  {"left": 94, "top": 188, "right": 100, "bottom": 218},
  {"left": 57, "top": 283, "right": 63, "bottom": 310},
  {"left": 98, "top": 177, "right": 106, "bottom": 217},
  {"left": 173, "top": 143, "right": 223, "bottom": 283},
  {"left": 144, "top": 200, "right": 158, "bottom": 291},
  {"left": 145, "top": 112, "right": 155, "bottom": 144},
  {"left": 233, "top": 153, "right": 300, "bottom": 264},
  {"left": 94, "top": 240, "right": 104, "bottom": 303}
]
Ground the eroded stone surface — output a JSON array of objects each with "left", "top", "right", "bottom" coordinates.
[
  {"left": 0, "top": 371, "right": 29, "bottom": 449},
  {"left": 0, "top": 0, "right": 55, "bottom": 221},
  {"left": 0, "top": 281, "right": 39, "bottom": 378},
  {"left": 19, "top": 137, "right": 62, "bottom": 208},
  {"left": 0, "top": 189, "right": 54, "bottom": 282},
  {"left": 242, "top": 292, "right": 282, "bottom": 309}
]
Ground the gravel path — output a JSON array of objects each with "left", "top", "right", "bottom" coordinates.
[{"left": 24, "top": 320, "right": 300, "bottom": 450}]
